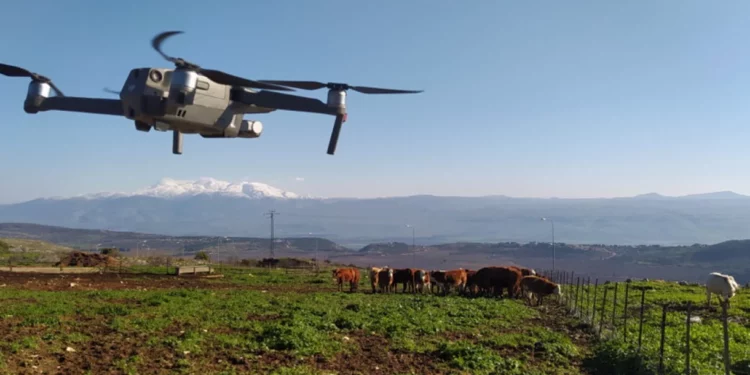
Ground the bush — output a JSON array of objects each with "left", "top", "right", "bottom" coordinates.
[
  {"left": 194, "top": 251, "right": 209, "bottom": 261},
  {"left": 0, "top": 240, "right": 9, "bottom": 254},
  {"left": 100, "top": 248, "right": 120, "bottom": 257}
]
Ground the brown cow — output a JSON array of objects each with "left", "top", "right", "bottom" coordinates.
[
  {"left": 369, "top": 267, "right": 383, "bottom": 293},
  {"left": 332, "top": 268, "right": 361, "bottom": 292},
  {"left": 473, "top": 266, "right": 522, "bottom": 298},
  {"left": 430, "top": 269, "right": 467, "bottom": 295},
  {"left": 414, "top": 269, "right": 431, "bottom": 293},
  {"left": 520, "top": 275, "right": 561, "bottom": 306},
  {"left": 392, "top": 268, "right": 417, "bottom": 293},
  {"left": 378, "top": 268, "right": 394, "bottom": 293}
]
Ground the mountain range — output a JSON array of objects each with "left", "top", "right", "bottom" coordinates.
[{"left": 2, "top": 177, "right": 750, "bottom": 246}]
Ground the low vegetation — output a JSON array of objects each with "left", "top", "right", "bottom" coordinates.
[
  {"left": 582, "top": 280, "right": 750, "bottom": 375},
  {"left": 0, "top": 266, "right": 592, "bottom": 374},
  {"left": 3, "top": 261, "right": 750, "bottom": 374}
]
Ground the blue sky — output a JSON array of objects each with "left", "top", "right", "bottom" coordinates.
[{"left": 2, "top": 1, "right": 750, "bottom": 203}]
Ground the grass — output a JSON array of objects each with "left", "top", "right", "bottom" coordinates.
[
  {"left": 0, "top": 237, "right": 76, "bottom": 254},
  {"left": 563, "top": 279, "right": 750, "bottom": 375},
  {"left": 0, "top": 266, "right": 591, "bottom": 374}
]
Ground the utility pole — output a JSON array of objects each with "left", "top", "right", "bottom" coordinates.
[
  {"left": 541, "top": 217, "right": 556, "bottom": 271},
  {"left": 265, "top": 210, "right": 279, "bottom": 259},
  {"left": 308, "top": 232, "right": 319, "bottom": 271},
  {"left": 406, "top": 224, "right": 416, "bottom": 268}
]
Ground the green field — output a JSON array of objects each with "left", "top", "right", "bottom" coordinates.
[
  {"left": 569, "top": 279, "right": 750, "bottom": 375},
  {"left": 0, "top": 267, "right": 592, "bottom": 375},
  {"left": 3, "top": 265, "right": 748, "bottom": 374}
]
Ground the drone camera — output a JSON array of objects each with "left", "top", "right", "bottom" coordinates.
[{"left": 238, "top": 120, "right": 263, "bottom": 138}]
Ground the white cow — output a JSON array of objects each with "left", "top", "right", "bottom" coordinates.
[
  {"left": 369, "top": 267, "right": 383, "bottom": 293},
  {"left": 706, "top": 272, "right": 740, "bottom": 307}
]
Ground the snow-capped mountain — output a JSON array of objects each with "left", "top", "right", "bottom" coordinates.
[
  {"left": 72, "top": 178, "right": 304, "bottom": 200},
  {"left": 3, "top": 180, "right": 750, "bottom": 245}
]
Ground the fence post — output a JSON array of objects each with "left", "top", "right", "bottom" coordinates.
[
  {"left": 722, "top": 300, "right": 731, "bottom": 375},
  {"left": 586, "top": 277, "right": 591, "bottom": 321},
  {"left": 573, "top": 276, "right": 581, "bottom": 315},
  {"left": 638, "top": 288, "right": 646, "bottom": 352},
  {"left": 599, "top": 286, "right": 609, "bottom": 339},
  {"left": 611, "top": 282, "right": 619, "bottom": 337},
  {"left": 592, "top": 278, "right": 599, "bottom": 326},
  {"left": 569, "top": 271, "right": 575, "bottom": 310},
  {"left": 686, "top": 301, "right": 691, "bottom": 375},
  {"left": 623, "top": 280, "right": 630, "bottom": 341},
  {"left": 658, "top": 304, "right": 667, "bottom": 375}
]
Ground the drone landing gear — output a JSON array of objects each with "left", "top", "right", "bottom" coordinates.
[
  {"left": 173, "top": 130, "right": 183, "bottom": 155},
  {"left": 327, "top": 113, "right": 347, "bottom": 155}
]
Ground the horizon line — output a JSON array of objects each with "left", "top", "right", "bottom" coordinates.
[{"left": 3, "top": 189, "right": 747, "bottom": 205}]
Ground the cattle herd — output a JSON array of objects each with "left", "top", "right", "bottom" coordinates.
[{"left": 332, "top": 265, "right": 562, "bottom": 306}]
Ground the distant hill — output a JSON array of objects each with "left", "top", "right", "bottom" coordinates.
[
  {"left": 3, "top": 178, "right": 750, "bottom": 245},
  {"left": 690, "top": 239, "right": 750, "bottom": 263},
  {"left": 0, "top": 223, "right": 351, "bottom": 255},
  {"left": 360, "top": 242, "right": 411, "bottom": 254},
  {"left": 0, "top": 237, "right": 77, "bottom": 254}
]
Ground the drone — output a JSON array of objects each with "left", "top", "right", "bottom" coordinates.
[{"left": 0, "top": 31, "right": 423, "bottom": 155}]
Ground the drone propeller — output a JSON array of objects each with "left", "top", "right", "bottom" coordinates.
[
  {"left": 151, "top": 31, "right": 295, "bottom": 92},
  {"left": 103, "top": 88, "right": 120, "bottom": 95},
  {"left": 0, "top": 63, "right": 65, "bottom": 96},
  {"left": 256, "top": 80, "right": 423, "bottom": 95}
]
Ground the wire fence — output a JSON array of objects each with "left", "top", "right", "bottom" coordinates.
[{"left": 538, "top": 269, "right": 744, "bottom": 375}]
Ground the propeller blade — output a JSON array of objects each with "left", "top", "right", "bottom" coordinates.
[
  {"left": 47, "top": 81, "right": 65, "bottom": 97},
  {"left": 256, "top": 80, "right": 327, "bottom": 91},
  {"left": 257, "top": 79, "right": 423, "bottom": 94},
  {"left": 350, "top": 86, "right": 423, "bottom": 94},
  {"left": 0, "top": 63, "right": 33, "bottom": 78},
  {"left": 150, "top": 31, "right": 293, "bottom": 92},
  {"left": 151, "top": 30, "right": 183, "bottom": 64},
  {"left": 200, "top": 70, "right": 295, "bottom": 92},
  {"left": 103, "top": 88, "right": 120, "bottom": 95},
  {"left": 0, "top": 63, "right": 64, "bottom": 96}
]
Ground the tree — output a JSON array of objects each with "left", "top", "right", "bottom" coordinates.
[{"left": 194, "top": 251, "right": 209, "bottom": 261}]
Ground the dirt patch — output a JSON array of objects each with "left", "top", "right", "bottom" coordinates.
[
  {"left": 0, "top": 271, "right": 348, "bottom": 294},
  {"left": 0, "top": 271, "right": 217, "bottom": 292}
]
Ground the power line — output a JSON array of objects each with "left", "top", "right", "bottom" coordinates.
[{"left": 265, "top": 210, "right": 279, "bottom": 258}]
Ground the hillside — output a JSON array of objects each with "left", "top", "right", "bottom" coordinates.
[
  {"left": 0, "top": 223, "right": 351, "bottom": 256},
  {"left": 0, "top": 238, "right": 77, "bottom": 254},
  {"left": 690, "top": 239, "right": 750, "bottom": 263},
  {"left": 0, "top": 237, "right": 76, "bottom": 265}
]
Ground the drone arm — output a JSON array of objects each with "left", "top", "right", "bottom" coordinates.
[
  {"left": 36, "top": 97, "right": 123, "bottom": 116},
  {"left": 233, "top": 89, "right": 339, "bottom": 116}
]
